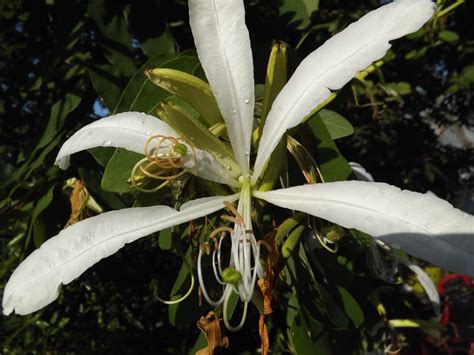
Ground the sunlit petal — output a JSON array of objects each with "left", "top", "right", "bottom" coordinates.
[
  {"left": 252, "top": 0, "right": 435, "bottom": 182},
  {"left": 2, "top": 194, "right": 239, "bottom": 315},
  {"left": 189, "top": 0, "right": 254, "bottom": 174},
  {"left": 254, "top": 181, "right": 474, "bottom": 276},
  {"left": 55, "top": 112, "right": 238, "bottom": 187}
]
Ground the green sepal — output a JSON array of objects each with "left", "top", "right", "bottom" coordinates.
[
  {"left": 257, "top": 136, "right": 287, "bottom": 192},
  {"left": 282, "top": 225, "right": 305, "bottom": 259},
  {"left": 158, "top": 100, "right": 241, "bottom": 178},
  {"left": 261, "top": 42, "right": 288, "bottom": 122},
  {"left": 255, "top": 43, "right": 288, "bottom": 144},
  {"left": 146, "top": 68, "right": 223, "bottom": 126},
  {"left": 275, "top": 213, "right": 306, "bottom": 245}
]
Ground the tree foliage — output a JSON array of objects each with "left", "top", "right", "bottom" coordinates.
[{"left": 0, "top": 0, "right": 473, "bottom": 353}]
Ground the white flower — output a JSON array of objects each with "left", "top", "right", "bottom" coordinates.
[{"left": 4, "top": 0, "right": 473, "bottom": 324}]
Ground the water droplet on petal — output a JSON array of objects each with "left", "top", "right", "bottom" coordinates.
[
  {"left": 378, "top": 187, "right": 388, "bottom": 194},
  {"left": 244, "top": 98, "right": 250, "bottom": 104},
  {"left": 102, "top": 140, "right": 112, "bottom": 147},
  {"left": 225, "top": 165, "right": 231, "bottom": 170}
]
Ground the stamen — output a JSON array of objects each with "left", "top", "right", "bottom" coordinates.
[
  {"left": 197, "top": 197, "right": 264, "bottom": 313},
  {"left": 220, "top": 215, "right": 242, "bottom": 225},
  {"left": 223, "top": 287, "right": 249, "bottom": 332},
  {"left": 209, "top": 227, "right": 234, "bottom": 240},
  {"left": 315, "top": 231, "right": 338, "bottom": 254},
  {"left": 130, "top": 135, "right": 196, "bottom": 192},
  {"left": 223, "top": 201, "right": 244, "bottom": 224},
  {"left": 197, "top": 242, "right": 228, "bottom": 306},
  {"left": 150, "top": 259, "right": 195, "bottom": 305}
]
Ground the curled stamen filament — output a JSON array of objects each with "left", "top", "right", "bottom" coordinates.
[
  {"left": 315, "top": 231, "right": 338, "bottom": 254},
  {"left": 223, "top": 287, "right": 248, "bottom": 332},
  {"left": 130, "top": 135, "right": 196, "bottom": 191},
  {"left": 197, "top": 243, "right": 228, "bottom": 306},
  {"left": 151, "top": 258, "right": 195, "bottom": 305},
  {"left": 197, "top": 196, "right": 263, "bottom": 309}
]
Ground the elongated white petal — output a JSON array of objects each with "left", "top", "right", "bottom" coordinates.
[
  {"left": 55, "top": 112, "right": 175, "bottom": 169},
  {"left": 2, "top": 194, "right": 239, "bottom": 315},
  {"left": 350, "top": 162, "right": 375, "bottom": 182},
  {"left": 397, "top": 256, "right": 441, "bottom": 315},
  {"left": 55, "top": 112, "right": 238, "bottom": 187},
  {"left": 189, "top": 0, "right": 254, "bottom": 174},
  {"left": 254, "top": 181, "right": 474, "bottom": 276},
  {"left": 252, "top": 0, "right": 435, "bottom": 182}
]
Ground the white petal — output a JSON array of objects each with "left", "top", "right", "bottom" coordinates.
[
  {"left": 55, "top": 112, "right": 176, "bottom": 169},
  {"left": 252, "top": 0, "right": 435, "bottom": 182},
  {"left": 185, "top": 150, "right": 240, "bottom": 187},
  {"left": 189, "top": 0, "right": 254, "bottom": 174},
  {"left": 2, "top": 194, "right": 239, "bottom": 315},
  {"left": 396, "top": 254, "right": 441, "bottom": 315},
  {"left": 254, "top": 181, "right": 474, "bottom": 276},
  {"left": 55, "top": 112, "right": 238, "bottom": 187},
  {"left": 350, "top": 162, "right": 375, "bottom": 182}
]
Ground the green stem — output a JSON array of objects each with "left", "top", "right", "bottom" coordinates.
[{"left": 437, "top": 0, "right": 465, "bottom": 18}]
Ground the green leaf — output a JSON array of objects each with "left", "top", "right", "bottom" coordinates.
[
  {"left": 280, "top": 0, "right": 319, "bottom": 29},
  {"left": 158, "top": 228, "right": 172, "bottom": 250},
  {"left": 318, "top": 109, "right": 354, "bottom": 140},
  {"left": 140, "top": 26, "right": 175, "bottom": 58},
  {"left": 189, "top": 333, "right": 207, "bottom": 355},
  {"left": 146, "top": 68, "right": 223, "bottom": 126},
  {"left": 450, "top": 64, "right": 474, "bottom": 92},
  {"left": 291, "top": 313, "right": 332, "bottom": 354},
  {"left": 404, "top": 46, "right": 428, "bottom": 60},
  {"left": 101, "top": 148, "right": 143, "bottom": 193},
  {"left": 406, "top": 27, "right": 426, "bottom": 40},
  {"left": 36, "top": 93, "right": 82, "bottom": 152},
  {"left": 78, "top": 168, "right": 127, "bottom": 210},
  {"left": 306, "top": 118, "right": 352, "bottom": 182},
  {"left": 159, "top": 100, "right": 241, "bottom": 177},
  {"left": 29, "top": 185, "right": 55, "bottom": 247},
  {"left": 88, "top": 147, "right": 116, "bottom": 168},
  {"left": 439, "top": 30, "right": 460, "bottom": 43},
  {"left": 337, "top": 286, "right": 364, "bottom": 328},
  {"left": 88, "top": 0, "right": 136, "bottom": 77},
  {"left": 88, "top": 64, "right": 124, "bottom": 111},
  {"left": 113, "top": 52, "right": 200, "bottom": 114},
  {"left": 384, "top": 81, "right": 412, "bottom": 96}
]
